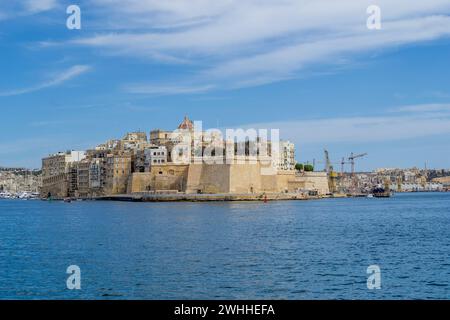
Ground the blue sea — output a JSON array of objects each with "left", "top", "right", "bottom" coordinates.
[{"left": 0, "top": 192, "right": 449, "bottom": 299}]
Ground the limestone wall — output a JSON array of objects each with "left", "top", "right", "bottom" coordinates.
[
  {"left": 276, "top": 171, "right": 297, "bottom": 193},
  {"left": 40, "top": 173, "right": 68, "bottom": 198},
  {"left": 187, "top": 163, "right": 297, "bottom": 194},
  {"left": 129, "top": 164, "right": 189, "bottom": 193},
  {"left": 229, "top": 163, "right": 262, "bottom": 193},
  {"left": 128, "top": 163, "right": 329, "bottom": 196},
  {"left": 261, "top": 174, "right": 277, "bottom": 192},
  {"left": 288, "top": 171, "right": 330, "bottom": 195},
  {"left": 432, "top": 176, "right": 450, "bottom": 184},
  {"left": 186, "top": 163, "right": 230, "bottom": 194},
  {"left": 128, "top": 172, "right": 151, "bottom": 193}
]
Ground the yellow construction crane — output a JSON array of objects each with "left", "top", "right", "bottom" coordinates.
[{"left": 324, "top": 150, "right": 338, "bottom": 193}]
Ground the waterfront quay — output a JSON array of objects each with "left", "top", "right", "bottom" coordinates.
[{"left": 95, "top": 192, "right": 322, "bottom": 202}]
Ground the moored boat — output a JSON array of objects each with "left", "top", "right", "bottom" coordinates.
[{"left": 372, "top": 187, "right": 391, "bottom": 198}]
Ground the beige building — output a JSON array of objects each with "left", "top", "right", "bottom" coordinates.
[
  {"left": 41, "top": 151, "right": 86, "bottom": 198},
  {"left": 76, "top": 160, "right": 91, "bottom": 198},
  {"left": 150, "top": 129, "right": 173, "bottom": 146},
  {"left": 104, "top": 154, "right": 132, "bottom": 195},
  {"left": 121, "top": 131, "right": 149, "bottom": 151}
]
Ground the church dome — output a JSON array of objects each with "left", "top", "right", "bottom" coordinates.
[{"left": 178, "top": 115, "right": 194, "bottom": 130}]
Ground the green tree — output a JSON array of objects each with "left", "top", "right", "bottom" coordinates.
[
  {"left": 295, "top": 163, "right": 304, "bottom": 171},
  {"left": 304, "top": 164, "right": 314, "bottom": 172}
]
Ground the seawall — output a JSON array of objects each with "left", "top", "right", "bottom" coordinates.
[{"left": 95, "top": 192, "right": 324, "bottom": 202}]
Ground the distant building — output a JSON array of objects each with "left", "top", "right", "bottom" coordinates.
[
  {"left": 76, "top": 160, "right": 91, "bottom": 198},
  {"left": 0, "top": 168, "right": 41, "bottom": 194},
  {"left": 121, "top": 131, "right": 148, "bottom": 151},
  {"left": 41, "top": 151, "right": 86, "bottom": 198},
  {"left": 104, "top": 154, "right": 132, "bottom": 195},
  {"left": 144, "top": 146, "right": 167, "bottom": 170},
  {"left": 276, "top": 140, "right": 295, "bottom": 171},
  {"left": 89, "top": 158, "right": 106, "bottom": 197},
  {"left": 42, "top": 151, "right": 86, "bottom": 177},
  {"left": 150, "top": 116, "right": 195, "bottom": 162},
  {"left": 150, "top": 129, "right": 172, "bottom": 145},
  {"left": 123, "top": 131, "right": 147, "bottom": 142},
  {"left": 95, "top": 139, "right": 121, "bottom": 151}
]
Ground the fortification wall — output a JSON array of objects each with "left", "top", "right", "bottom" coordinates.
[
  {"left": 276, "top": 170, "right": 296, "bottom": 193},
  {"left": 129, "top": 164, "right": 329, "bottom": 195},
  {"left": 186, "top": 163, "right": 230, "bottom": 193},
  {"left": 288, "top": 171, "right": 329, "bottom": 195},
  {"left": 229, "top": 163, "right": 262, "bottom": 193},
  {"left": 129, "top": 164, "right": 189, "bottom": 193}
]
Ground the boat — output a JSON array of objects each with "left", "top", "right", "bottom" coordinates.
[
  {"left": 372, "top": 187, "right": 391, "bottom": 198},
  {"left": 63, "top": 198, "right": 72, "bottom": 203}
]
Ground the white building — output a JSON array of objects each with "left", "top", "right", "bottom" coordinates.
[
  {"left": 68, "top": 151, "right": 87, "bottom": 162},
  {"left": 89, "top": 159, "right": 103, "bottom": 189},
  {"left": 144, "top": 146, "right": 168, "bottom": 169},
  {"left": 276, "top": 140, "right": 295, "bottom": 171}
]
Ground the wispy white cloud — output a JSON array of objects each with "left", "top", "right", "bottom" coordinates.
[
  {"left": 22, "top": 0, "right": 57, "bottom": 14},
  {"left": 0, "top": 65, "right": 91, "bottom": 97},
  {"left": 207, "top": 16, "right": 450, "bottom": 86},
  {"left": 124, "top": 84, "right": 215, "bottom": 96},
  {"left": 240, "top": 103, "right": 450, "bottom": 144},
  {"left": 423, "top": 91, "right": 450, "bottom": 99},
  {"left": 63, "top": 0, "right": 450, "bottom": 91},
  {"left": 0, "top": 0, "right": 57, "bottom": 20},
  {"left": 392, "top": 103, "right": 450, "bottom": 113}
]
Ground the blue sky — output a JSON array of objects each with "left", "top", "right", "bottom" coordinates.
[{"left": 1, "top": 0, "right": 450, "bottom": 170}]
